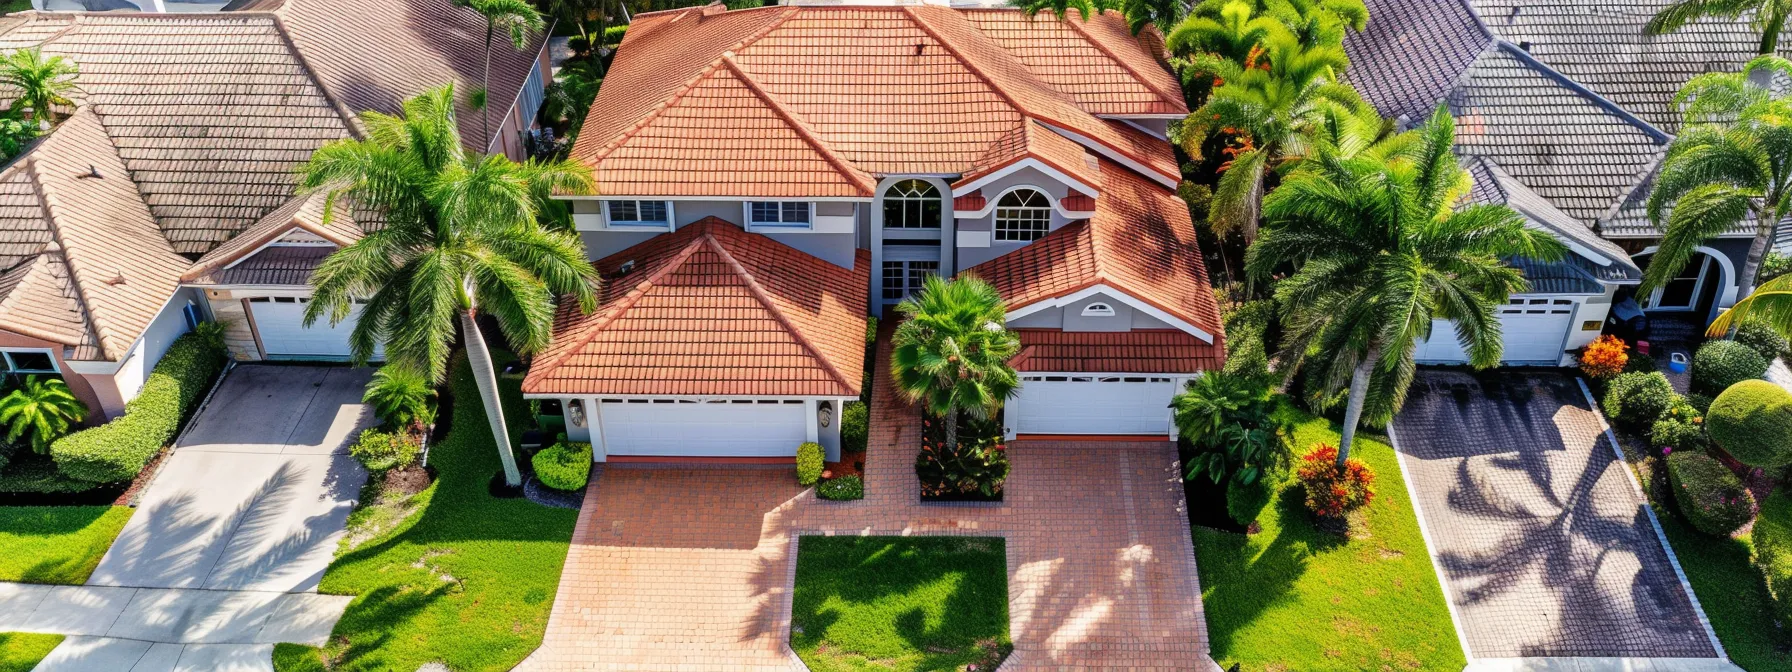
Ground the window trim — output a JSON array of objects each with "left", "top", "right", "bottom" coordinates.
[
  {"left": 881, "top": 179, "right": 943, "bottom": 230},
  {"left": 1081, "top": 302, "right": 1116, "bottom": 317},
  {"left": 993, "top": 186, "right": 1052, "bottom": 242},
  {"left": 604, "top": 200, "right": 674, "bottom": 230},
  {"left": 0, "top": 348, "right": 59, "bottom": 375},
  {"left": 744, "top": 201, "right": 813, "bottom": 230}
]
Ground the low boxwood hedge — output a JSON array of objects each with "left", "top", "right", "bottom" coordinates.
[
  {"left": 1693, "top": 340, "right": 1769, "bottom": 395},
  {"left": 532, "top": 441, "right": 592, "bottom": 492},
  {"left": 1665, "top": 451, "right": 1756, "bottom": 537},
  {"left": 1707, "top": 380, "right": 1792, "bottom": 469},
  {"left": 817, "top": 474, "right": 862, "bottom": 501},
  {"left": 51, "top": 332, "right": 226, "bottom": 484},
  {"left": 1602, "top": 371, "right": 1676, "bottom": 433},
  {"left": 1754, "top": 491, "right": 1792, "bottom": 628}
]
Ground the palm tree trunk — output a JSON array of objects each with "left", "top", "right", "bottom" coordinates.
[
  {"left": 462, "top": 310, "right": 522, "bottom": 486},
  {"left": 1740, "top": 215, "right": 1775, "bottom": 300},
  {"left": 1337, "top": 343, "right": 1382, "bottom": 466},
  {"left": 944, "top": 408, "right": 959, "bottom": 453},
  {"left": 482, "top": 24, "right": 495, "bottom": 149},
  {"left": 1761, "top": 8, "right": 1788, "bottom": 55}
]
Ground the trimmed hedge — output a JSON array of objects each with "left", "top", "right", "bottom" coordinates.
[
  {"left": 1665, "top": 451, "right": 1756, "bottom": 537},
  {"left": 1754, "top": 491, "right": 1792, "bottom": 628},
  {"left": 841, "top": 401, "right": 867, "bottom": 455},
  {"left": 797, "top": 441, "right": 824, "bottom": 486},
  {"left": 1650, "top": 402, "right": 1707, "bottom": 452},
  {"left": 1708, "top": 380, "right": 1792, "bottom": 469},
  {"left": 532, "top": 441, "right": 592, "bottom": 492},
  {"left": 817, "top": 474, "right": 863, "bottom": 501},
  {"left": 51, "top": 332, "right": 226, "bottom": 484},
  {"left": 1693, "top": 340, "right": 1768, "bottom": 395},
  {"left": 1735, "top": 321, "right": 1790, "bottom": 363},
  {"left": 1602, "top": 371, "right": 1677, "bottom": 432}
]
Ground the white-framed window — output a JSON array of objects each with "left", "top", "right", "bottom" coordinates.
[
  {"left": 0, "top": 349, "right": 58, "bottom": 375},
  {"left": 882, "top": 260, "right": 938, "bottom": 301},
  {"left": 1081, "top": 302, "right": 1115, "bottom": 317},
  {"left": 882, "top": 179, "right": 941, "bottom": 229},
  {"left": 747, "top": 201, "right": 811, "bottom": 229},
  {"left": 605, "top": 200, "right": 671, "bottom": 228},
  {"left": 995, "top": 188, "right": 1051, "bottom": 241}
]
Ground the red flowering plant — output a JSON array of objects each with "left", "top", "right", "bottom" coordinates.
[
  {"left": 1294, "top": 443, "right": 1376, "bottom": 520},
  {"left": 1578, "top": 334, "right": 1629, "bottom": 381}
]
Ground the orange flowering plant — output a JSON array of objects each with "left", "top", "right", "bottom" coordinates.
[
  {"left": 1578, "top": 334, "right": 1628, "bottom": 380},
  {"left": 1294, "top": 443, "right": 1375, "bottom": 519}
]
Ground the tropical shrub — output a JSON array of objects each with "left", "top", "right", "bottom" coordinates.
[
  {"left": 1602, "top": 371, "right": 1677, "bottom": 432},
  {"left": 1294, "top": 443, "right": 1375, "bottom": 519},
  {"left": 532, "top": 441, "right": 592, "bottom": 492},
  {"left": 796, "top": 441, "right": 824, "bottom": 486},
  {"left": 916, "top": 413, "right": 1008, "bottom": 499},
  {"left": 363, "top": 365, "right": 436, "bottom": 432},
  {"left": 1174, "top": 372, "right": 1284, "bottom": 486},
  {"left": 1692, "top": 340, "right": 1768, "bottom": 395},
  {"left": 1762, "top": 250, "right": 1792, "bottom": 282},
  {"left": 817, "top": 474, "right": 863, "bottom": 501},
  {"left": 1735, "top": 320, "right": 1790, "bottom": 363},
  {"left": 348, "top": 429, "right": 418, "bottom": 473},
  {"left": 192, "top": 320, "right": 228, "bottom": 352},
  {"left": 1752, "top": 491, "right": 1792, "bottom": 626},
  {"left": 0, "top": 376, "right": 86, "bottom": 454},
  {"left": 1578, "top": 334, "right": 1628, "bottom": 380},
  {"left": 1707, "top": 379, "right": 1792, "bottom": 468},
  {"left": 840, "top": 401, "right": 867, "bottom": 454},
  {"left": 1623, "top": 350, "right": 1658, "bottom": 375},
  {"left": 1685, "top": 392, "right": 1714, "bottom": 415},
  {"left": 1666, "top": 451, "right": 1756, "bottom": 536},
  {"left": 1650, "top": 401, "right": 1707, "bottom": 452},
  {"left": 1221, "top": 299, "right": 1276, "bottom": 381},
  {"left": 51, "top": 332, "right": 225, "bottom": 483},
  {"left": 0, "top": 107, "right": 37, "bottom": 161}
]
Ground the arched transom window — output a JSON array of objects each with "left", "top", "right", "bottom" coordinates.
[
  {"left": 882, "top": 179, "right": 941, "bottom": 229},
  {"left": 995, "top": 188, "right": 1051, "bottom": 241}
]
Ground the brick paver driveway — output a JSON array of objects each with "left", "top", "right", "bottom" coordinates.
[
  {"left": 1391, "top": 370, "right": 1718, "bottom": 660},
  {"left": 524, "top": 331, "right": 1221, "bottom": 671}
]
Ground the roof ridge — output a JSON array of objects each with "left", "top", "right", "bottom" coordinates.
[
  {"left": 527, "top": 230, "right": 712, "bottom": 380},
  {"left": 719, "top": 56, "right": 875, "bottom": 196},
  {"left": 24, "top": 156, "right": 108, "bottom": 359},
  {"left": 701, "top": 227, "right": 856, "bottom": 395},
  {"left": 903, "top": 5, "right": 1033, "bottom": 129},
  {"left": 1056, "top": 11, "right": 1182, "bottom": 108}
]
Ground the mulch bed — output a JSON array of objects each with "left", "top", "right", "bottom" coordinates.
[{"left": 822, "top": 451, "right": 865, "bottom": 480}]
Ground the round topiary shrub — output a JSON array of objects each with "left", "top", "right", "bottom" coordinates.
[
  {"left": 532, "top": 441, "right": 593, "bottom": 492},
  {"left": 1708, "top": 380, "right": 1792, "bottom": 469},
  {"left": 1693, "top": 340, "right": 1769, "bottom": 395},
  {"left": 1666, "top": 451, "right": 1757, "bottom": 536},
  {"left": 796, "top": 441, "right": 824, "bottom": 486},
  {"left": 817, "top": 474, "right": 863, "bottom": 501},
  {"left": 1602, "top": 371, "right": 1677, "bottom": 432},
  {"left": 1736, "top": 321, "right": 1790, "bottom": 363}
]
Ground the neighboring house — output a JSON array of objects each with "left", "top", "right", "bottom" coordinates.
[
  {"left": 521, "top": 0, "right": 1224, "bottom": 461},
  {"left": 1344, "top": 0, "right": 1789, "bottom": 365},
  {"left": 0, "top": 0, "right": 548, "bottom": 419}
]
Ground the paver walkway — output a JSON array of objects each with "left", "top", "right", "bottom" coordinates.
[
  {"left": 4, "top": 365, "right": 371, "bottom": 672},
  {"left": 1390, "top": 370, "right": 1723, "bottom": 663},
  {"left": 524, "top": 328, "right": 1221, "bottom": 671}
]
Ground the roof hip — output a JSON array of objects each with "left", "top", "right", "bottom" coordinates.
[
  {"left": 719, "top": 56, "right": 876, "bottom": 196},
  {"left": 704, "top": 232, "right": 856, "bottom": 394}
]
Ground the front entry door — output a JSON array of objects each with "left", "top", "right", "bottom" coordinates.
[
  {"left": 1648, "top": 255, "right": 1711, "bottom": 311},
  {"left": 880, "top": 259, "right": 939, "bottom": 304}
]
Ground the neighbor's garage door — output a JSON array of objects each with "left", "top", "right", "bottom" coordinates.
[
  {"left": 1012, "top": 375, "right": 1178, "bottom": 436},
  {"left": 599, "top": 399, "right": 807, "bottom": 457},
  {"left": 247, "top": 296, "right": 370, "bottom": 359},
  {"left": 1414, "top": 298, "right": 1576, "bottom": 365}
]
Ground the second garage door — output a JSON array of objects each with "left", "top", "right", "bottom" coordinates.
[
  {"left": 1011, "top": 375, "right": 1178, "bottom": 436},
  {"left": 599, "top": 399, "right": 807, "bottom": 457},
  {"left": 1414, "top": 298, "right": 1576, "bottom": 366}
]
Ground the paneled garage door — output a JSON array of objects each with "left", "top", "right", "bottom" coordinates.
[
  {"left": 599, "top": 399, "right": 807, "bottom": 457},
  {"left": 1414, "top": 298, "right": 1576, "bottom": 365},
  {"left": 1011, "top": 375, "right": 1178, "bottom": 436},
  {"left": 248, "top": 296, "right": 370, "bottom": 359}
]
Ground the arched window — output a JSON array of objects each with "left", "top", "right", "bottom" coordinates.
[
  {"left": 995, "top": 188, "right": 1051, "bottom": 241},
  {"left": 882, "top": 179, "right": 941, "bottom": 229},
  {"left": 1081, "top": 302, "right": 1115, "bottom": 317}
]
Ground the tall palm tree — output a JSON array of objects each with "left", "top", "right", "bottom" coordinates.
[
  {"left": 1709, "top": 272, "right": 1792, "bottom": 336},
  {"left": 890, "top": 275, "right": 1021, "bottom": 452},
  {"left": 1646, "top": 0, "right": 1792, "bottom": 55},
  {"left": 461, "top": 0, "right": 546, "bottom": 149},
  {"left": 0, "top": 376, "right": 86, "bottom": 454},
  {"left": 1248, "top": 107, "right": 1566, "bottom": 463},
  {"left": 1166, "top": 0, "right": 1290, "bottom": 68},
  {"left": 299, "top": 84, "right": 599, "bottom": 487},
  {"left": 0, "top": 48, "right": 77, "bottom": 126},
  {"left": 1644, "top": 55, "right": 1792, "bottom": 301}
]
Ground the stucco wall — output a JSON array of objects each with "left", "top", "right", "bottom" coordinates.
[
  {"left": 577, "top": 201, "right": 861, "bottom": 268},
  {"left": 955, "top": 166, "right": 1080, "bottom": 271},
  {"left": 111, "top": 287, "right": 203, "bottom": 405},
  {"left": 1005, "top": 291, "right": 1174, "bottom": 332}
]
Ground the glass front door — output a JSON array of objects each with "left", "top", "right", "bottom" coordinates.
[{"left": 881, "top": 260, "right": 938, "bottom": 303}]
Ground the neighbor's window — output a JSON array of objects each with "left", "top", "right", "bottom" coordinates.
[
  {"left": 882, "top": 179, "right": 941, "bottom": 229},
  {"left": 606, "top": 200, "right": 670, "bottom": 227},
  {"left": 995, "top": 188, "right": 1051, "bottom": 241},
  {"left": 0, "top": 350, "right": 56, "bottom": 374},
  {"left": 748, "top": 202, "right": 811, "bottom": 227}
]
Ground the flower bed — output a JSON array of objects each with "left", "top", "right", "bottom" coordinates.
[{"left": 916, "top": 412, "right": 1007, "bottom": 502}]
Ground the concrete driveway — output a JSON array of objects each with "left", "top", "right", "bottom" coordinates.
[
  {"left": 1390, "top": 370, "right": 1725, "bottom": 665},
  {"left": 89, "top": 365, "right": 373, "bottom": 592}
]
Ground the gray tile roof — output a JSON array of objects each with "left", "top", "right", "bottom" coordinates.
[
  {"left": 210, "top": 244, "right": 333, "bottom": 286},
  {"left": 1342, "top": 0, "right": 1491, "bottom": 125},
  {"left": 1508, "top": 255, "right": 1607, "bottom": 294},
  {"left": 1465, "top": 155, "right": 1642, "bottom": 282}
]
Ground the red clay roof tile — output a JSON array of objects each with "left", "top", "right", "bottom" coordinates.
[{"left": 1011, "top": 328, "right": 1220, "bottom": 373}]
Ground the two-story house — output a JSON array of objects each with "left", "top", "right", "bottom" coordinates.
[{"left": 521, "top": 0, "right": 1225, "bottom": 462}]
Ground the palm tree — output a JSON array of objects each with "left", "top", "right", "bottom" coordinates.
[
  {"left": 0, "top": 48, "right": 77, "bottom": 126},
  {"left": 1185, "top": 0, "right": 1365, "bottom": 49},
  {"left": 1644, "top": 56, "right": 1792, "bottom": 302},
  {"left": 299, "top": 84, "right": 599, "bottom": 487},
  {"left": 460, "top": 0, "right": 546, "bottom": 148},
  {"left": 1010, "top": 0, "right": 1185, "bottom": 35},
  {"left": 890, "top": 275, "right": 1022, "bottom": 453},
  {"left": 0, "top": 376, "right": 87, "bottom": 454},
  {"left": 1166, "top": 0, "right": 1290, "bottom": 68},
  {"left": 1247, "top": 107, "right": 1566, "bottom": 463},
  {"left": 1646, "top": 0, "right": 1792, "bottom": 55},
  {"left": 1710, "top": 272, "right": 1792, "bottom": 336}
]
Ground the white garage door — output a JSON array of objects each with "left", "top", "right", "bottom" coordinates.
[
  {"left": 1414, "top": 298, "right": 1576, "bottom": 365},
  {"left": 1012, "top": 375, "right": 1178, "bottom": 436},
  {"left": 248, "top": 296, "right": 373, "bottom": 359},
  {"left": 599, "top": 399, "right": 807, "bottom": 457}
]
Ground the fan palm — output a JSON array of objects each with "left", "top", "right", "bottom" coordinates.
[
  {"left": 460, "top": 0, "right": 546, "bottom": 148},
  {"left": 1646, "top": 0, "right": 1792, "bottom": 55},
  {"left": 0, "top": 376, "right": 86, "bottom": 454},
  {"left": 0, "top": 48, "right": 78, "bottom": 125},
  {"left": 1248, "top": 106, "right": 1566, "bottom": 463},
  {"left": 1644, "top": 55, "right": 1792, "bottom": 301},
  {"left": 364, "top": 364, "right": 438, "bottom": 432},
  {"left": 1710, "top": 272, "right": 1792, "bottom": 337},
  {"left": 890, "top": 275, "right": 1022, "bottom": 452},
  {"left": 299, "top": 84, "right": 599, "bottom": 487}
]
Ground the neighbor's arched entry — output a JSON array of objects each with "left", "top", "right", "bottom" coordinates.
[{"left": 1632, "top": 246, "right": 1736, "bottom": 326}]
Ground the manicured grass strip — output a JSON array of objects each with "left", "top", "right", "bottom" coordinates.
[
  {"left": 1652, "top": 502, "right": 1791, "bottom": 670},
  {"left": 1193, "top": 404, "right": 1466, "bottom": 671},
  {"left": 0, "top": 632, "right": 63, "bottom": 672},
  {"left": 791, "top": 535, "right": 1010, "bottom": 672},
  {"left": 276, "top": 351, "right": 579, "bottom": 672},
  {"left": 0, "top": 505, "right": 132, "bottom": 584}
]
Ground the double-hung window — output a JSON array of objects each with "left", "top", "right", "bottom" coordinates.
[
  {"left": 606, "top": 200, "right": 670, "bottom": 229},
  {"left": 748, "top": 201, "right": 811, "bottom": 229}
]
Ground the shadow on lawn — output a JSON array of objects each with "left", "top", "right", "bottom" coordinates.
[{"left": 1198, "top": 485, "right": 1346, "bottom": 660}]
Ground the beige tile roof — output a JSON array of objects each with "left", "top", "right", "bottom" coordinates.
[
  {"left": 0, "top": 246, "right": 103, "bottom": 360},
  {"left": 183, "top": 192, "right": 361, "bottom": 283}
]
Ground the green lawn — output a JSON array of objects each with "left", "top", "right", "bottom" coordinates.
[
  {"left": 0, "top": 633, "right": 62, "bottom": 672},
  {"left": 0, "top": 505, "right": 132, "bottom": 584},
  {"left": 274, "top": 351, "right": 579, "bottom": 672},
  {"left": 791, "top": 536, "right": 1011, "bottom": 672},
  {"left": 0, "top": 0, "right": 31, "bottom": 16},
  {"left": 1653, "top": 503, "right": 1791, "bottom": 671},
  {"left": 1192, "top": 405, "right": 1466, "bottom": 671}
]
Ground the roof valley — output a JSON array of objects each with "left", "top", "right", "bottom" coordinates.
[{"left": 26, "top": 160, "right": 111, "bottom": 358}]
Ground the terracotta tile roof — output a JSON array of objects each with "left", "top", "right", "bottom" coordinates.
[
  {"left": 524, "top": 217, "right": 868, "bottom": 397},
  {"left": 183, "top": 193, "right": 361, "bottom": 283},
  {"left": 959, "top": 119, "right": 1099, "bottom": 190},
  {"left": 1011, "top": 328, "right": 1220, "bottom": 373},
  {"left": 962, "top": 9, "right": 1185, "bottom": 116},
  {"left": 966, "top": 158, "right": 1223, "bottom": 338},
  {"left": 570, "top": 4, "right": 1181, "bottom": 196}
]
